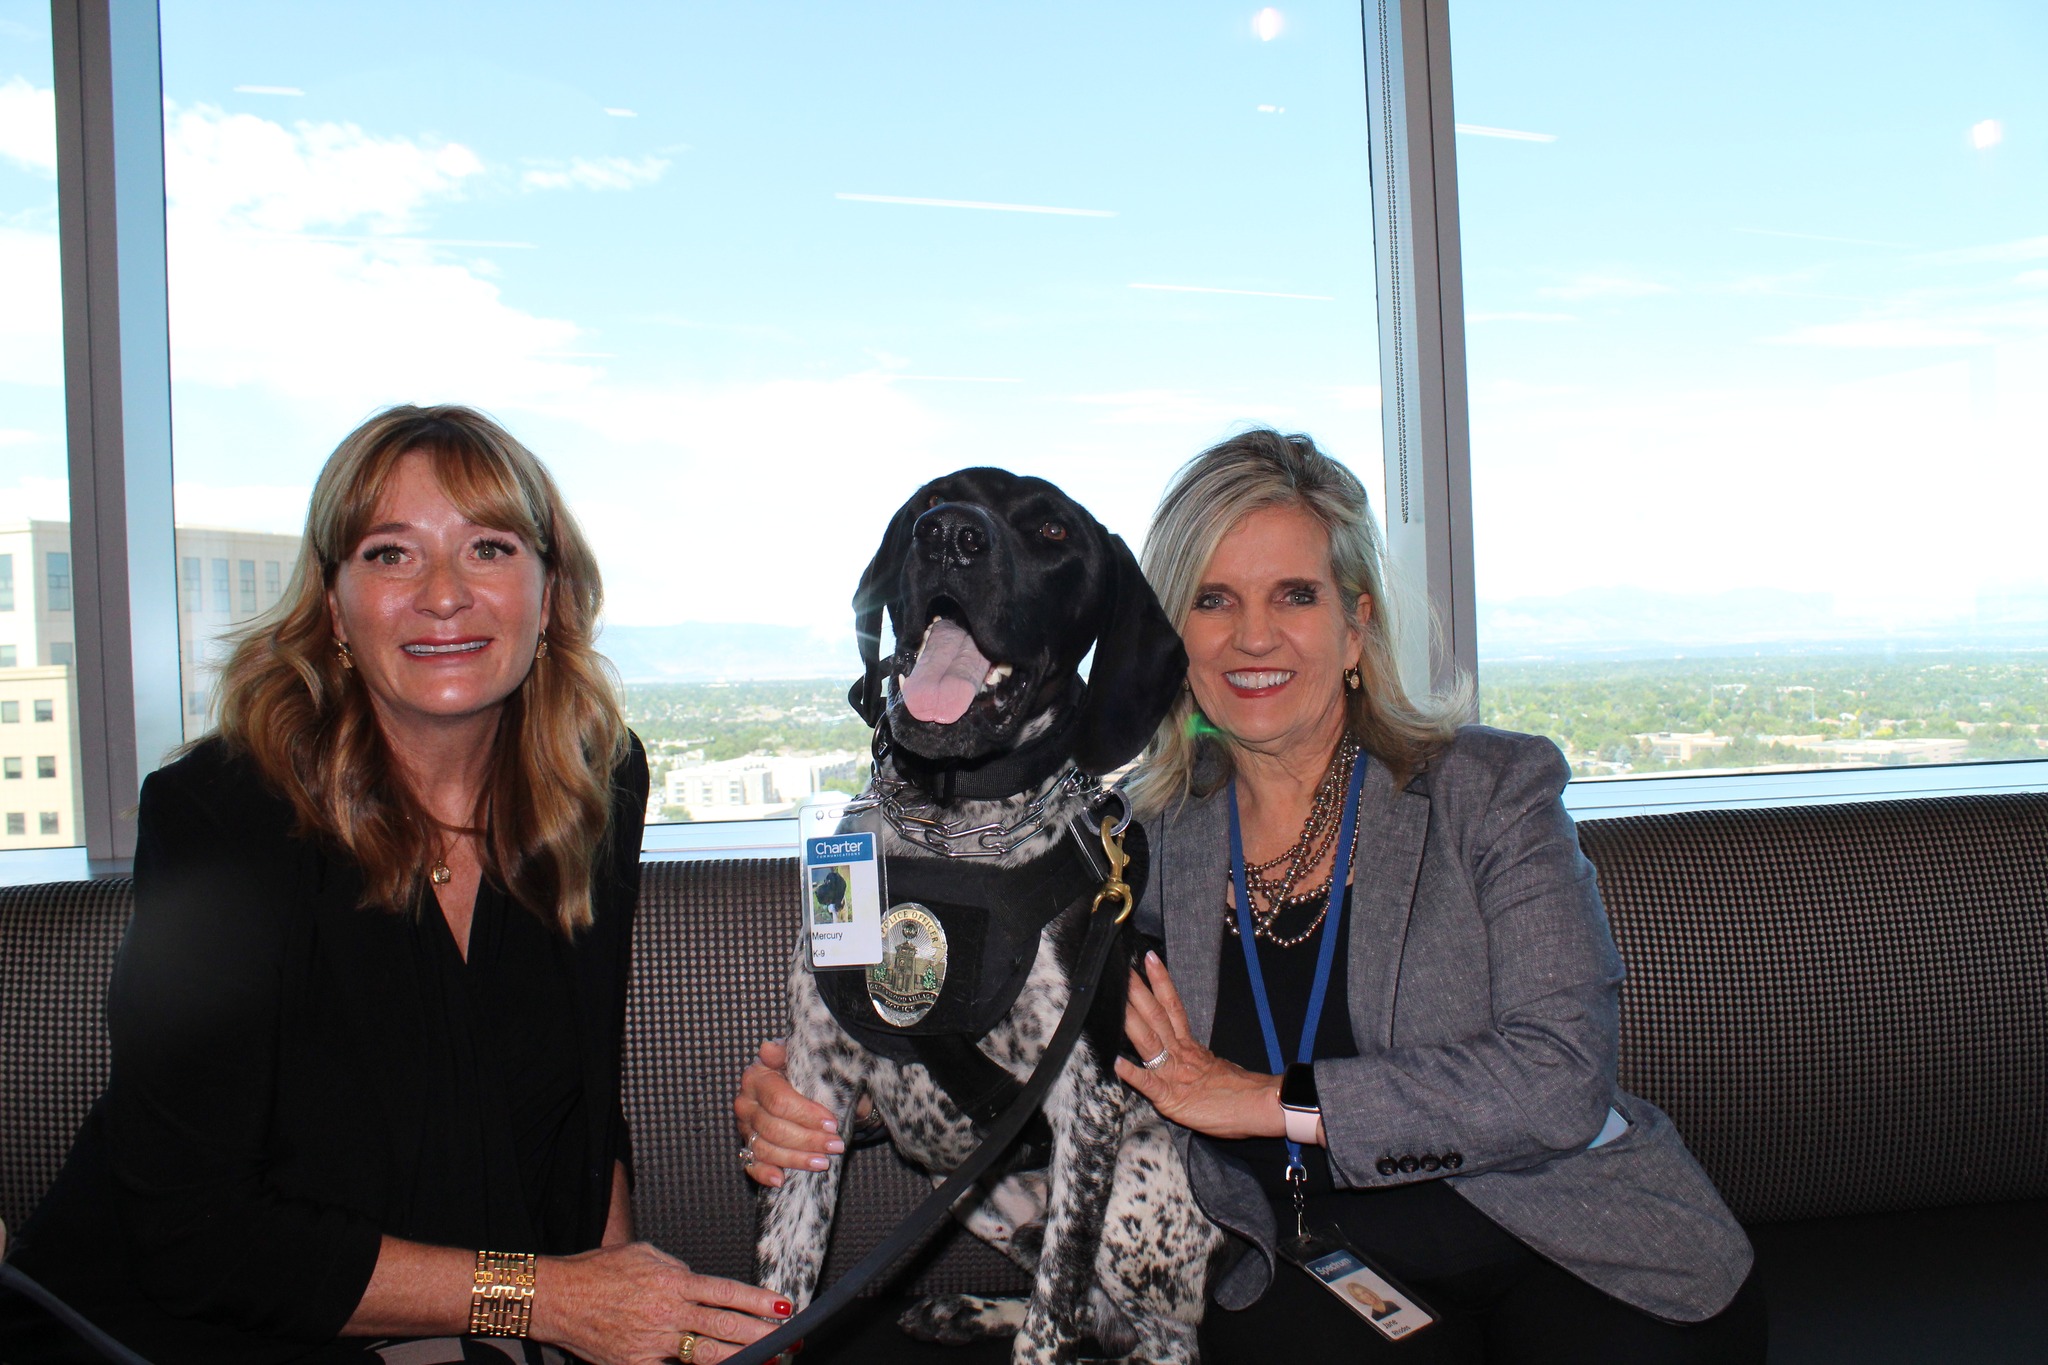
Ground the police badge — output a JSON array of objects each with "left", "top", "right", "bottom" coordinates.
[{"left": 868, "top": 903, "right": 948, "bottom": 1026}]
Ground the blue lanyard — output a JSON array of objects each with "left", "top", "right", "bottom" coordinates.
[{"left": 1229, "top": 748, "right": 1367, "bottom": 1179}]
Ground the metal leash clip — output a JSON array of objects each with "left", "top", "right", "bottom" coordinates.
[{"left": 1090, "top": 815, "right": 1135, "bottom": 923}]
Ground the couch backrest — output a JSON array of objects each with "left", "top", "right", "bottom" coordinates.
[
  {"left": 1583, "top": 791, "right": 2048, "bottom": 1224},
  {"left": 0, "top": 878, "right": 128, "bottom": 1236},
  {"left": 4, "top": 789, "right": 2044, "bottom": 1257}
]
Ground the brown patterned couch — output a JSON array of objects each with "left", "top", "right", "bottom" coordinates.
[{"left": 5, "top": 791, "right": 2045, "bottom": 1362}]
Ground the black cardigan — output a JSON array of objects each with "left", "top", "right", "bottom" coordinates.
[{"left": 2, "top": 734, "right": 647, "bottom": 1364}]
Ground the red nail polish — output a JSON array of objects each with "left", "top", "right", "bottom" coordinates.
[{"left": 775, "top": 1299, "right": 793, "bottom": 1318}]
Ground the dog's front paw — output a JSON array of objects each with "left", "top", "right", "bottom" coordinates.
[{"left": 897, "top": 1293, "right": 1027, "bottom": 1344}]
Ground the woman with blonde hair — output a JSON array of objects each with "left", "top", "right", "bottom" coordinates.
[
  {"left": 740, "top": 429, "right": 1763, "bottom": 1362},
  {"left": 2, "top": 406, "right": 786, "bottom": 1365}
]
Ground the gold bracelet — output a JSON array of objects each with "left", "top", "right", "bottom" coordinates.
[{"left": 469, "top": 1250, "right": 537, "bottom": 1338}]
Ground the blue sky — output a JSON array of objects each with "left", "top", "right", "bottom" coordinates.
[{"left": 2, "top": 1, "right": 2043, "bottom": 644}]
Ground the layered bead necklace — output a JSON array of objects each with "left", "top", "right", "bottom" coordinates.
[{"left": 1225, "top": 732, "right": 1363, "bottom": 948}]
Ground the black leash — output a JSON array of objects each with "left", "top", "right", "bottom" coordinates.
[
  {"left": 726, "top": 814, "right": 1139, "bottom": 1365},
  {"left": 0, "top": 1263, "right": 155, "bottom": 1365}
]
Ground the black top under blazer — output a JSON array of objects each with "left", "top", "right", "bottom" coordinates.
[{"left": 3, "top": 735, "right": 648, "bottom": 1363}]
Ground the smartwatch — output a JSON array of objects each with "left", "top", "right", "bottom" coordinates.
[{"left": 1280, "top": 1062, "right": 1321, "bottom": 1146}]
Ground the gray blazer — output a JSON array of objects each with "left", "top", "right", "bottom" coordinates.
[{"left": 1142, "top": 725, "right": 1752, "bottom": 1323}]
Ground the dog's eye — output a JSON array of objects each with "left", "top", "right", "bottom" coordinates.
[
  {"left": 927, "top": 495, "right": 943, "bottom": 509},
  {"left": 1039, "top": 521, "right": 1067, "bottom": 542}
]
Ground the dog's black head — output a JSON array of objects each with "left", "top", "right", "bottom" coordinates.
[{"left": 849, "top": 467, "right": 1185, "bottom": 779}]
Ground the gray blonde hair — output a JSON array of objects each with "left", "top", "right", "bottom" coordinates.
[{"left": 1127, "top": 428, "right": 1467, "bottom": 815}]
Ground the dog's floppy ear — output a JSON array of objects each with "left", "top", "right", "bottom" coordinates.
[
  {"left": 848, "top": 490, "right": 927, "bottom": 726},
  {"left": 1071, "top": 532, "right": 1187, "bottom": 776}
]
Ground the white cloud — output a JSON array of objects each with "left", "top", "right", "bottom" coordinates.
[
  {"left": 0, "top": 475, "right": 69, "bottom": 520},
  {"left": 172, "top": 482, "right": 315, "bottom": 535},
  {"left": 521, "top": 154, "right": 669, "bottom": 192},
  {"left": 1935, "top": 234, "right": 2048, "bottom": 265},
  {"left": 0, "top": 428, "right": 40, "bottom": 446},
  {"left": 0, "top": 226, "right": 62, "bottom": 385},
  {"left": 0, "top": 76, "right": 55, "bottom": 174},
  {"left": 2018, "top": 269, "right": 2048, "bottom": 289},
  {"left": 163, "top": 104, "right": 592, "bottom": 405},
  {"left": 167, "top": 101, "right": 484, "bottom": 234},
  {"left": 1468, "top": 310, "right": 1580, "bottom": 323},
  {"left": 1767, "top": 320, "right": 1992, "bottom": 348},
  {"left": 1535, "top": 275, "right": 1675, "bottom": 301},
  {"left": 1330, "top": 384, "right": 1381, "bottom": 411},
  {"left": 1068, "top": 388, "right": 1283, "bottom": 428}
]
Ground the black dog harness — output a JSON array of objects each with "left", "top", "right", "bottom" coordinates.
[{"left": 814, "top": 802, "right": 1148, "bottom": 1172}]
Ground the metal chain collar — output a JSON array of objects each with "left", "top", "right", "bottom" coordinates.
[{"left": 847, "top": 766, "right": 1097, "bottom": 859}]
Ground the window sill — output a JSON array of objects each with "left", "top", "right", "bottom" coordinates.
[
  {"left": 1563, "top": 758, "right": 2048, "bottom": 821},
  {"left": 11, "top": 760, "right": 2046, "bottom": 886}
]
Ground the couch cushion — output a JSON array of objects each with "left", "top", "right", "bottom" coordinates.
[{"left": 1582, "top": 793, "right": 2048, "bottom": 1223}]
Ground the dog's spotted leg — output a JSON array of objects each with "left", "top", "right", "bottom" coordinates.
[
  {"left": 1096, "top": 1111, "right": 1220, "bottom": 1365},
  {"left": 898, "top": 1293, "right": 1028, "bottom": 1343},
  {"left": 954, "top": 1170, "right": 1050, "bottom": 1272},
  {"left": 754, "top": 947, "right": 867, "bottom": 1312},
  {"left": 1012, "top": 1042, "right": 1126, "bottom": 1365}
]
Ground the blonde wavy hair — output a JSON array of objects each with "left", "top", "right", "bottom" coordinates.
[
  {"left": 213, "top": 404, "right": 626, "bottom": 934},
  {"left": 1127, "top": 428, "right": 1468, "bottom": 816}
]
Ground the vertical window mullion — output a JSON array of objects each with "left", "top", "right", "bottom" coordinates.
[
  {"left": 1362, "top": 0, "right": 1479, "bottom": 702},
  {"left": 52, "top": 0, "right": 181, "bottom": 871}
]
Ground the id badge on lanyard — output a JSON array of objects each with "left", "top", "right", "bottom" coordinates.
[
  {"left": 798, "top": 801, "right": 886, "bottom": 968},
  {"left": 1278, "top": 1225, "right": 1439, "bottom": 1341},
  {"left": 1231, "top": 750, "right": 1438, "bottom": 1340}
]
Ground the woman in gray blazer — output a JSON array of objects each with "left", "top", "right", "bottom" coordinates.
[
  {"left": 738, "top": 429, "right": 1763, "bottom": 1361},
  {"left": 1111, "top": 429, "right": 1762, "bottom": 1361}
]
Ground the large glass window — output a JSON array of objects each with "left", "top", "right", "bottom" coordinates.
[
  {"left": 1452, "top": 0, "right": 2048, "bottom": 779},
  {"left": 158, "top": 1, "right": 1387, "bottom": 822},
  {"left": 0, "top": 0, "right": 80, "bottom": 851}
]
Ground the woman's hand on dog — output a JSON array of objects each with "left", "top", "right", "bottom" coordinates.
[
  {"left": 1116, "top": 951, "right": 1296, "bottom": 1142},
  {"left": 736, "top": 1038, "right": 873, "bottom": 1188},
  {"left": 533, "top": 1241, "right": 792, "bottom": 1365}
]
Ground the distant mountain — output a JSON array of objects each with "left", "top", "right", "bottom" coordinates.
[
  {"left": 596, "top": 622, "right": 861, "bottom": 683},
  {"left": 1478, "top": 586, "right": 2048, "bottom": 660}
]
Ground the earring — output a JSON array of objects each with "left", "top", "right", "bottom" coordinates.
[
  {"left": 535, "top": 630, "right": 549, "bottom": 661},
  {"left": 335, "top": 640, "right": 354, "bottom": 671},
  {"left": 1344, "top": 666, "right": 1362, "bottom": 693}
]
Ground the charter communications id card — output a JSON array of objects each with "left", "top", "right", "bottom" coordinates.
[{"left": 798, "top": 806, "right": 884, "bottom": 968}]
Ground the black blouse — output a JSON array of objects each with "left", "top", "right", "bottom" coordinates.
[
  {"left": 1208, "top": 888, "right": 1358, "bottom": 1205},
  {"left": 0, "top": 735, "right": 648, "bottom": 1364}
]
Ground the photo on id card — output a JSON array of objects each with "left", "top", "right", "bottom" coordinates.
[{"left": 1282, "top": 1229, "right": 1437, "bottom": 1341}]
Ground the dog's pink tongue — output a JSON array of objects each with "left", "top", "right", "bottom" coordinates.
[{"left": 901, "top": 619, "right": 991, "bottom": 724}]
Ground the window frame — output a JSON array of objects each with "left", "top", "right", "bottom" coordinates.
[{"left": 4, "top": 0, "right": 2044, "bottom": 886}]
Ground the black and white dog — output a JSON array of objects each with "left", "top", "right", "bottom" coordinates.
[{"left": 756, "top": 469, "right": 1221, "bottom": 1363}]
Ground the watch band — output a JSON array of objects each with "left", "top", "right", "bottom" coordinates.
[{"left": 1280, "top": 1061, "right": 1321, "bottom": 1146}]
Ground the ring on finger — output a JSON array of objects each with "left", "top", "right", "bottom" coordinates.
[
  {"left": 677, "top": 1330, "right": 701, "bottom": 1363},
  {"left": 1143, "top": 1047, "right": 1171, "bottom": 1070},
  {"left": 739, "top": 1136, "right": 758, "bottom": 1168}
]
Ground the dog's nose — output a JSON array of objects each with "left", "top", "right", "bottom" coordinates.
[{"left": 913, "top": 504, "right": 994, "bottom": 566}]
